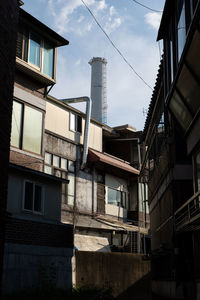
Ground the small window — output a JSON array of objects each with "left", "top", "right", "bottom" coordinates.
[
  {"left": 107, "top": 187, "right": 127, "bottom": 208},
  {"left": 53, "top": 155, "right": 60, "bottom": 168},
  {"left": 45, "top": 152, "right": 52, "bottom": 165},
  {"left": 16, "top": 28, "right": 55, "bottom": 79},
  {"left": 177, "top": 0, "right": 186, "bottom": 61},
  {"left": 42, "top": 41, "right": 54, "bottom": 78},
  {"left": 68, "top": 160, "right": 75, "bottom": 172},
  {"left": 28, "top": 32, "right": 41, "bottom": 68},
  {"left": 195, "top": 152, "right": 200, "bottom": 192},
  {"left": 23, "top": 181, "right": 43, "bottom": 214},
  {"left": 69, "top": 112, "right": 82, "bottom": 134},
  {"left": 61, "top": 158, "right": 68, "bottom": 170},
  {"left": 11, "top": 100, "right": 43, "bottom": 155}
]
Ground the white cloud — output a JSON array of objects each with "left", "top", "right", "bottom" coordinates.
[
  {"left": 144, "top": 12, "right": 162, "bottom": 30},
  {"left": 105, "top": 17, "right": 122, "bottom": 34},
  {"left": 78, "top": 15, "right": 85, "bottom": 23},
  {"left": 109, "top": 5, "right": 116, "bottom": 16}
]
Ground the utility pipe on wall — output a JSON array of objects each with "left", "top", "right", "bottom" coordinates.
[{"left": 59, "top": 96, "right": 92, "bottom": 170}]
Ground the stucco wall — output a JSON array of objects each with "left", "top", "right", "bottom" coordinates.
[
  {"left": 7, "top": 170, "right": 61, "bottom": 222},
  {"left": 45, "top": 102, "right": 102, "bottom": 151}
]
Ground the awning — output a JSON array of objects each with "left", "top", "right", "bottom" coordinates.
[{"left": 88, "top": 149, "right": 139, "bottom": 175}]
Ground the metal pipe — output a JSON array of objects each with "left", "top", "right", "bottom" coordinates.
[{"left": 59, "top": 96, "right": 92, "bottom": 170}]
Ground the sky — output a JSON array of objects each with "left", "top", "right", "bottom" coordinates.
[{"left": 22, "top": 0, "right": 165, "bottom": 131}]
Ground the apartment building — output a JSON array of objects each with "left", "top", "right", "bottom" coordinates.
[{"left": 141, "top": 0, "right": 200, "bottom": 299}]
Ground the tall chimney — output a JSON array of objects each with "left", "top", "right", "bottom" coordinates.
[{"left": 89, "top": 57, "right": 107, "bottom": 124}]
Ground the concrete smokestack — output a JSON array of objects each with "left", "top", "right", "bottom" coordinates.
[{"left": 89, "top": 57, "right": 107, "bottom": 124}]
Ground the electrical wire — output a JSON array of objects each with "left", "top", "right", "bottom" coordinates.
[
  {"left": 80, "top": 0, "right": 153, "bottom": 91},
  {"left": 131, "top": 0, "right": 162, "bottom": 13}
]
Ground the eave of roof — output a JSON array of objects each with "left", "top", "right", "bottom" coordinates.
[
  {"left": 19, "top": 8, "right": 69, "bottom": 47},
  {"left": 88, "top": 149, "right": 140, "bottom": 175},
  {"left": 9, "top": 163, "right": 69, "bottom": 184},
  {"left": 157, "top": 0, "right": 173, "bottom": 41},
  {"left": 142, "top": 59, "right": 163, "bottom": 141}
]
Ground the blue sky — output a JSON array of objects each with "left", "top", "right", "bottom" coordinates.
[{"left": 23, "top": 0, "right": 165, "bottom": 130}]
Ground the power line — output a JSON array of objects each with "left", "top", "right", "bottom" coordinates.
[
  {"left": 132, "top": 0, "right": 162, "bottom": 13},
  {"left": 80, "top": 0, "right": 153, "bottom": 91}
]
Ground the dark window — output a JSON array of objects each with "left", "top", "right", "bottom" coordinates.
[
  {"left": 177, "top": 0, "right": 186, "bottom": 61},
  {"left": 24, "top": 181, "right": 43, "bottom": 214},
  {"left": 69, "top": 112, "right": 82, "bottom": 134}
]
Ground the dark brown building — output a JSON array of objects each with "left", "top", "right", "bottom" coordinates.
[{"left": 141, "top": 0, "right": 200, "bottom": 299}]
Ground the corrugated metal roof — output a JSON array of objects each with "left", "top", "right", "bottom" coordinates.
[{"left": 88, "top": 149, "right": 140, "bottom": 175}]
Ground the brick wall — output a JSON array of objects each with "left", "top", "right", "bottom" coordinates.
[
  {"left": 5, "top": 217, "right": 73, "bottom": 248},
  {"left": 10, "top": 150, "right": 43, "bottom": 171}
]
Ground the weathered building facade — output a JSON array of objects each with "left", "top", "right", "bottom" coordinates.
[
  {"left": 141, "top": 0, "right": 200, "bottom": 299},
  {"left": 5, "top": 7, "right": 73, "bottom": 293}
]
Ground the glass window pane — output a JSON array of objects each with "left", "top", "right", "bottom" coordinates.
[
  {"left": 61, "top": 158, "right": 68, "bottom": 170},
  {"left": 53, "top": 155, "right": 60, "bottom": 167},
  {"left": 196, "top": 153, "right": 200, "bottom": 191},
  {"left": 23, "top": 106, "right": 42, "bottom": 154},
  {"left": 34, "top": 185, "right": 42, "bottom": 212},
  {"left": 28, "top": 33, "right": 40, "bottom": 67},
  {"left": 177, "top": 1, "right": 186, "bottom": 61},
  {"left": 42, "top": 42, "right": 54, "bottom": 78},
  {"left": 70, "top": 113, "right": 75, "bottom": 131},
  {"left": 45, "top": 152, "right": 52, "bottom": 164},
  {"left": 68, "top": 160, "right": 75, "bottom": 172},
  {"left": 177, "top": 65, "right": 200, "bottom": 114},
  {"left": 44, "top": 165, "right": 52, "bottom": 174},
  {"left": 68, "top": 173, "right": 75, "bottom": 196},
  {"left": 68, "top": 195, "right": 74, "bottom": 206},
  {"left": 108, "top": 188, "right": 121, "bottom": 206},
  {"left": 169, "top": 91, "right": 192, "bottom": 131},
  {"left": 24, "top": 182, "right": 33, "bottom": 210},
  {"left": 11, "top": 101, "right": 23, "bottom": 148}
]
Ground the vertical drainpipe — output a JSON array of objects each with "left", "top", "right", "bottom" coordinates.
[{"left": 59, "top": 96, "right": 92, "bottom": 169}]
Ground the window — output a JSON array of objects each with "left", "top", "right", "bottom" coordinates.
[
  {"left": 28, "top": 32, "right": 41, "bottom": 68},
  {"left": 177, "top": 0, "right": 186, "bottom": 61},
  {"left": 107, "top": 187, "right": 127, "bottom": 208},
  {"left": 11, "top": 100, "right": 43, "bottom": 154},
  {"left": 44, "top": 152, "right": 75, "bottom": 205},
  {"left": 16, "top": 28, "right": 54, "bottom": 79},
  {"left": 69, "top": 112, "right": 82, "bottom": 134},
  {"left": 195, "top": 152, "right": 200, "bottom": 192},
  {"left": 23, "top": 181, "right": 43, "bottom": 214}
]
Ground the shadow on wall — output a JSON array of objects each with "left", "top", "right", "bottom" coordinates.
[{"left": 115, "top": 272, "right": 151, "bottom": 300}]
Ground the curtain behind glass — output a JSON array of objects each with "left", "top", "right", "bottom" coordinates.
[
  {"left": 23, "top": 106, "right": 42, "bottom": 154},
  {"left": 28, "top": 33, "right": 40, "bottom": 67},
  {"left": 11, "top": 101, "right": 23, "bottom": 148},
  {"left": 43, "top": 42, "right": 54, "bottom": 78}
]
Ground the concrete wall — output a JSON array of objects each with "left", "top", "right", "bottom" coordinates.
[
  {"left": 45, "top": 101, "right": 102, "bottom": 151},
  {"left": 76, "top": 251, "right": 151, "bottom": 299},
  {"left": 76, "top": 170, "right": 97, "bottom": 213},
  {"left": 2, "top": 243, "right": 73, "bottom": 294},
  {"left": 7, "top": 169, "right": 61, "bottom": 223}
]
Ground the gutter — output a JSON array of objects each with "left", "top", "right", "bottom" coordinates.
[{"left": 59, "top": 96, "right": 92, "bottom": 170}]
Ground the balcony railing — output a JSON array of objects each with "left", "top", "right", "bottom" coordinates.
[{"left": 174, "top": 190, "right": 200, "bottom": 231}]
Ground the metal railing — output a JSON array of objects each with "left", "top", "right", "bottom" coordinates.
[{"left": 174, "top": 190, "right": 200, "bottom": 231}]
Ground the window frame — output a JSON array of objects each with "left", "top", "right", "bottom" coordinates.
[
  {"left": 107, "top": 186, "right": 128, "bottom": 209},
  {"left": 17, "top": 28, "right": 55, "bottom": 79},
  {"left": 44, "top": 152, "right": 75, "bottom": 206},
  {"left": 11, "top": 99, "right": 44, "bottom": 155},
  {"left": 22, "top": 180, "right": 44, "bottom": 215},
  {"left": 69, "top": 112, "right": 82, "bottom": 134}
]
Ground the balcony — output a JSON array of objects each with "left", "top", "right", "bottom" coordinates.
[{"left": 174, "top": 190, "right": 200, "bottom": 231}]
